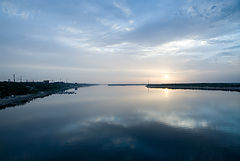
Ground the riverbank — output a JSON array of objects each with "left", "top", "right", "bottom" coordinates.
[
  {"left": 108, "top": 84, "right": 146, "bottom": 86},
  {"left": 0, "top": 82, "right": 96, "bottom": 109},
  {"left": 146, "top": 83, "right": 240, "bottom": 92}
]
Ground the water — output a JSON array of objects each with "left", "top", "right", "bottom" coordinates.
[{"left": 0, "top": 85, "right": 240, "bottom": 161}]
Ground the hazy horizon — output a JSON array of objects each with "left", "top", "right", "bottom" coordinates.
[{"left": 0, "top": 0, "right": 240, "bottom": 83}]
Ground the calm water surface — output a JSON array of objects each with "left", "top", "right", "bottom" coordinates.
[{"left": 0, "top": 86, "right": 240, "bottom": 161}]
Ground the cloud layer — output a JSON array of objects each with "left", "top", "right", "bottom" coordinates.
[{"left": 0, "top": 0, "right": 239, "bottom": 83}]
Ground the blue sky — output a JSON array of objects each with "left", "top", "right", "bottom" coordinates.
[{"left": 0, "top": 0, "right": 239, "bottom": 83}]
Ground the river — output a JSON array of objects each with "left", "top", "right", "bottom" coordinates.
[{"left": 0, "top": 85, "right": 239, "bottom": 161}]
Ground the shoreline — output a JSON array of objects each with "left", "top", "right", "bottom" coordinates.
[
  {"left": 0, "top": 87, "right": 75, "bottom": 109},
  {"left": 146, "top": 83, "right": 240, "bottom": 92},
  {"left": 0, "top": 82, "right": 97, "bottom": 109},
  {"left": 0, "top": 91, "right": 55, "bottom": 109}
]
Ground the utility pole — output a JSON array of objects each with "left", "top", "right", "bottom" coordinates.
[
  {"left": 13, "top": 74, "right": 15, "bottom": 82},
  {"left": 20, "top": 76, "right": 22, "bottom": 82}
]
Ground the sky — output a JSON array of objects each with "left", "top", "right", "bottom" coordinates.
[{"left": 0, "top": 0, "right": 239, "bottom": 83}]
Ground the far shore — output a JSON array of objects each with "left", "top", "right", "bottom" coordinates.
[
  {"left": 146, "top": 83, "right": 240, "bottom": 92},
  {"left": 108, "top": 84, "right": 146, "bottom": 86}
]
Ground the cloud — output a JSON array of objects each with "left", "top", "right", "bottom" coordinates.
[
  {"left": 0, "top": 1, "right": 31, "bottom": 19},
  {"left": 96, "top": 18, "right": 134, "bottom": 32},
  {"left": 113, "top": 0, "right": 131, "bottom": 16},
  {"left": 58, "top": 26, "right": 83, "bottom": 34},
  {"left": 0, "top": 0, "right": 239, "bottom": 82},
  {"left": 180, "top": 0, "right": 236, "bottom": 20},
  {"left": 125, "top": 0, "right": 240, "bottom": 45}
]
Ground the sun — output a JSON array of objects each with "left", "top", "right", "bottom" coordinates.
[{"left": 164, "top": 74, "right": 169, "bottom": 80}]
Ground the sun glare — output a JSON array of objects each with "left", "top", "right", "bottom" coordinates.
[
  {"left": 164, "top": 74, "right": 169, "bottom": 80},
  {"left": 164, "top": 88, "right": 169, "bottom": 97}
]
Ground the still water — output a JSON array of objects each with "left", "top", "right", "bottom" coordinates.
[{"left": 0, "top": 85, "right": 240, "bottom": 161}]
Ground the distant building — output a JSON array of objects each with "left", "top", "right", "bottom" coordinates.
[{"left": 43, "top": 80, "right": 50, "bottom": 83}]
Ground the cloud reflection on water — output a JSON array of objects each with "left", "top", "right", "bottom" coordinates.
[{"left": 0, "top": 86, "right": 240, "bottom": 161}]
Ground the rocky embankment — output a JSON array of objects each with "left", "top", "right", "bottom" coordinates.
[{"left": 0, "top": 82, "right": 95, "bottom": 109}]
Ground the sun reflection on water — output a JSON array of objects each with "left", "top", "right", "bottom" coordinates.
[{"left": 164, "top": 88, "right": 169, "bottom": 97}]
